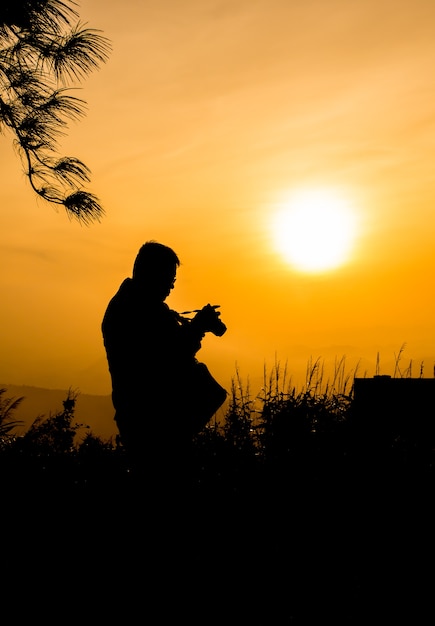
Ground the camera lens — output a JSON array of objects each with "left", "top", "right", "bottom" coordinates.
[{"left": 213, "top": 319, "right": 227, "bottom": 336}]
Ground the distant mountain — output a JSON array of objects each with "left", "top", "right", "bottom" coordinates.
[{"left": 0, "top": 383, "right": 117, "bottom": 441}]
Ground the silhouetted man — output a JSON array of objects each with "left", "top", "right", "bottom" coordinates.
[{"left": 102, "top": 241, "right": 227, "bottom": 495}]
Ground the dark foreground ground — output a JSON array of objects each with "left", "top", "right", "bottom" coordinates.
[{"left": 2, "top": 456, "right": 434, "bottom": 625}]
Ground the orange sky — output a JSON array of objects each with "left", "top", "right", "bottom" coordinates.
[{"left": 1, "top": 0, "right": 435, "bottom": 397}]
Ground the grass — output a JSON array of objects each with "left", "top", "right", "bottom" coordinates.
[
  {"left": 1, "top": 354, "right": 433, "bottom": 493},
  {"left": 1, "top": 356, "right": 434, "bottom": 622}
]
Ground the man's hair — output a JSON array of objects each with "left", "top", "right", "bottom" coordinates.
[{"left": 132, "top": 240, "right": 180, "bottom": 281}]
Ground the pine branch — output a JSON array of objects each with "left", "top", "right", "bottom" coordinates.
[
  {"left": 47, "top": 24, "right": 112, "bottom": 83},
  {"left": 0, "top": 0, "right": 112, "bottom": 223}
]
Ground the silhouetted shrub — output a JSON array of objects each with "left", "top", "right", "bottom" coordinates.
[
  {"left": 0, "top": 387, "right": 24, "bottom": 442},
  {"left": 1, "top": 360, "right": 434, "bottom": 499}
]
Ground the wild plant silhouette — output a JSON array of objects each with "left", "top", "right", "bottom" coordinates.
[
  {"left": 1, "top": 360, "right": 433, "bottom": 623},
  {"left": 1, "top": 359, "right": 433, "bottom": 494}
]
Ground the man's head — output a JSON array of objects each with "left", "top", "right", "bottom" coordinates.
[{"left": 132, "top": 241, "right": 180, "bottom": 300}]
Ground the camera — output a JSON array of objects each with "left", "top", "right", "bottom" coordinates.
[
  {"left": 181, "top": 304, "right": 227, "bottom": 336},
  {"left": 198, "top": 304, "right": 227, "bottom": 336}
]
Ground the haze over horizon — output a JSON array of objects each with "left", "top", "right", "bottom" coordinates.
[{"left": 1, "top": 0, "right": 435, "bottom": 398}]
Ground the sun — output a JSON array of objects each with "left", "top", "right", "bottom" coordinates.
[{"left": 271, "top": 188, "right": 358, "bottom": 273}]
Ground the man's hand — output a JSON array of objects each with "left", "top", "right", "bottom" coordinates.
[{"left": 193, "top": 304, "right": 226, "bottom": 337}]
